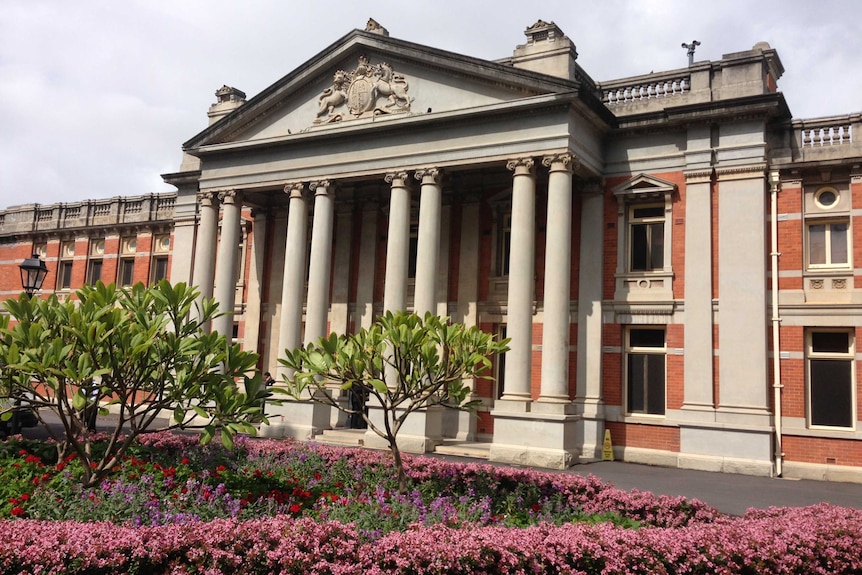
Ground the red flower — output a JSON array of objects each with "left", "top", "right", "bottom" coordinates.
[
  {"left": 56, "top": 463, "right": 66, "bottom": 472},
  {"left": 24, "top": 455, "right": 41, "bottom": 465},
  {"left": 181, "top": 457, "right": 190, "bottom": 465},
  {"left": 289, "top": 504, "right": 301, "bottom": 514},
  {"left": 10, "top": 507, "right": 24, "bottom": 517},
  {"left": 216, "top": 465, "right": 227, "bottom": 472},
  {"left": 19, "top": 493, "right": 30, "bottom": 501}
]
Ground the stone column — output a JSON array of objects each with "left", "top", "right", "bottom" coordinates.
[
  {"left": 539, "top": 154, "right": 577, "bottom": 402},
  {"left": 574, "top": 179, "right": 605, "bottom": 459},
  {"left": 211, "top": 190, "right": 242, "bottom": 338},
  {"left": 192, "top": 191, "right": 219, "bottom": 303},
  {"left": 265, "top": 183, "right": 331, "bottom": 441},
  {"left": 277, "top": 183, "right": 308, "bottom": 379},
  {"left": 454, "top": 195, "right": 480, "bottom": 329},
  {"left": 383, "top": 171, "right": 411, "bottom": 313},
  {"left": 501, "top": 157, "right": 536, "bottom": 402},
  {"left": 355, "top": 198, "right": 378, "bottom": 330},
  {"left": 243, "top": 209, "right": 267, "bottom": 359},
  {"left": 413, "top": 168, "right": 443, "bottom": 317},
  {"left": 304, "top": 180, "right": 335, "bottom": 345},
  {"left": 329, "top": 196, "right": 353, "bottom": 336}
]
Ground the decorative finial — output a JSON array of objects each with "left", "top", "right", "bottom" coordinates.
[
  {"left": 681, "top": 40, "right": 701, "bottom": 67},
  {"left": 365, "top": 18, "right": 389, "bottom": 36}
]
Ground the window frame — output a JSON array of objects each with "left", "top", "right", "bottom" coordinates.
[
  {"left": 806, "top": 328, "right": 856, "bottom": 430},
  {"left": 624, "top": 326, "right": 667, "bottom": 417},
  {"left": 56, "top": 241, "right": 75, "bottom": 291},
  {"left": 627, "top": 203, "right": 666, "bottom": 272},
  {"left": 806, "top": 218, "right": 851, "bottom": 271}
]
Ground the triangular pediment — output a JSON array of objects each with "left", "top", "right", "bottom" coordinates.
[
  {"left": 612, "top": 174, "right": 677, "bottom": 200},
  {"left": 184, "top": 28, "right": 589, "bottom": 150}
]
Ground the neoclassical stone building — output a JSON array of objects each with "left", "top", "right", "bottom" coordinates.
[{"left": 3, "top": 19, "right": 862, "bottom": 482}]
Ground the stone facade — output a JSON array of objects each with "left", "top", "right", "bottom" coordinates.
[{"left": 3, "top": 20, "right": 862, "bottom": 482}]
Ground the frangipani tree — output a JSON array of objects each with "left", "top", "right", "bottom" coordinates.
[
  {"left": 279, "top": 311, "right": 509, "bottom": 492},
  {"left": 0, "top": 281, "right": 269, "bottom": 488}
]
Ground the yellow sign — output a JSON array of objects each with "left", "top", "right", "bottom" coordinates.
[{"left": 601, "top": 429, "right": 614, "bottom": 461}]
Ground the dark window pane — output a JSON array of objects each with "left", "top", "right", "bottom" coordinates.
[
  {"left": 646, "top": 354, "right": 666, "bottom": 415},
  {"left": 810, "top": 359, "right": 853, "bottom": 427},
  {"left": 831, "top": 223, "right": 848, "bottom": 264},
  {"left": 87, "top": 260, "right": 102, "bottom": 285},
  {"left": 632, "top": 206, "right": 664, "bottom": 219},
  {"left": 631, "top": 224, "right": 648, "bottom": 270},
  {"left": 58, "top": 262, "right": 73, "bottom": 289},
  {"left": 630, "top": 328, "right": 665, "bottom": 348},
  {"left": 152, "top": 257, "right": 168, "bottom": 282},
  {"left": 627, "top": 354, "right": 646, "bottom": 412},
  {"left": 627, "top": 353, "right": 665, "bottom": 415},
  {"left": 811, "top": 332, "right": 849, "bottom": 354},
  {"left": 120, "top": 259, "right": 135, "bottom": 286},
  {"left": 650, "top": 222, "right": 664, "bottom": 269}
]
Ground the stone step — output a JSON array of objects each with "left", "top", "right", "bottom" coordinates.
[
  {"left": 314, "top": 428, "right": 366, "bottom": 446},
  {"left": 434, "top": 441, "right": 491, "bottom": 460}
]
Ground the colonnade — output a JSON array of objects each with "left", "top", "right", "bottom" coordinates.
[{"left": 190, "top": 152, "right": 599, "bottom": 464}]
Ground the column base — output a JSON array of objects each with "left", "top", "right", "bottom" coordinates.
[
  {"left": 489, "top": 401, "right": 580, "bottom": 469},
  {"left": 259, "top": 395, "right": 332, "bottom": 440},
  {"left": 363, "top": 404, "right": 444, "bottom": 453},
  {"left": 573, "top": 398, "right": 605, "bottom": 460}
]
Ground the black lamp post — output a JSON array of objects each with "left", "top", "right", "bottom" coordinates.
[
  {"left": 8, "top": 254, "right": 49, "bottom": 435},
  {"left": 19, "top": 254, "right": 49, "bottom": 297}
]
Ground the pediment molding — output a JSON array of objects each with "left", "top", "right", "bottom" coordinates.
[{"left": 612, "top": 173, "right": 677, "bottom": 201}]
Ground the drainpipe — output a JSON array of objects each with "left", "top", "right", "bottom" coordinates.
[{"left": 769, "top": 170, "right": 784, "bottom": 477}]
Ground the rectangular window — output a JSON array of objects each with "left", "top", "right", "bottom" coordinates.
[
  {"left": 625, "top": 327, "right": 666, "bottom": 415},
  {"left": 151, "top": 256, "right": 168, "bottom": 283},
  {"left": 495, "top": 209, "right": 512, "bottom": 276},
  {"left": 86, "top": 260, "right": 102, "bottom": 285},
  {"left": 807, "top": 329, "right": 854, "bottom": 429},
  {"left": 808, "top": 221, "right": 849, "bottom": 268},
  {"left": 629, "top": 206, "right": 664, "bottom": 272},
  {"left": 118, "top": 258, "right": 135, "bottom": 287},
  {"left": 57, "top": 261, "right": 73, "bottom": 290}
]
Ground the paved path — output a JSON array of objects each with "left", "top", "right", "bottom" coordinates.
[{"left": 15, "top": 413, "right": 862, "bottom": 516}]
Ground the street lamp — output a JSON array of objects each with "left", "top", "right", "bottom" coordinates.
[
  {"left": 10, "top": 254, "right": 49, "bottom": 435},
  {"left": 19, "top": 254, "right": 49, "bottom": 297}
]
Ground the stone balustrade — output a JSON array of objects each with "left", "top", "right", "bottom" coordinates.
[
  {"left": 0, "top": 192, "right": 177, "bottom": 236},
  {"left": 602, "top": 76, "right": 689, "bottom": 105}
]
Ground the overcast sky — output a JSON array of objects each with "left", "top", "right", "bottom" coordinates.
[{"left": 2, "top": 0, "right": 860, "bottom": 208}]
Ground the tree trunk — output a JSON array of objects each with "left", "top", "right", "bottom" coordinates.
[{"left": 389, "top": 440, "right": 409, "bottom": 494}]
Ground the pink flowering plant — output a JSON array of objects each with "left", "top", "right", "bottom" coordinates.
[{"left": 0, "top": 432, "right": 861, "bottom": 574}]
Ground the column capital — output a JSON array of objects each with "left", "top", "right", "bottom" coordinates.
[
  {"left": 217, "top": 189, "right": 240, "bottom": 205},
  {"left": 542, "top": 153, "right": 579, "bottom": 173},
  {"left": 309, "top": 179, "right": 334, "bottom": 195},
  {"left": 414, "top": 167, "right": 442, "bottom": 184},
  {"left": 196, "top": 190, "right": 220, "bottom": 207},
  {"left": 283, "top": 182, "right": 307, "bottom": 200},
  {"left": 384, "top": 171, "right": 411, "bottom": 187},
  {"left": 506, "top": 157, "right": 535, "bottom": 175}
]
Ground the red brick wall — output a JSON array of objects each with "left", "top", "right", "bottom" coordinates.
[
  {"left": 605, "top": 421, "right": 680, "bottom": 452},
  {"left": 784, "top": 435, "right": 862, "bottom": 467}
]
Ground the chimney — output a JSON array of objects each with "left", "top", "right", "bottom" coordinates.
[
  {"left": 207, "top": 85, "right": 247, "bottom": 125},
  {"left": 511, "top": 20, "right": 578, "bottom": 81}
]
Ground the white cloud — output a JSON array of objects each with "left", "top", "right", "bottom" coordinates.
[{"left": 1, "top": 0, "right": 860, "bottom": 207}]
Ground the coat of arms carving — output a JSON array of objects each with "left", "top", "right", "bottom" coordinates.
[{"left": 315, "top": 55, "right": 413, "bottom": 124}]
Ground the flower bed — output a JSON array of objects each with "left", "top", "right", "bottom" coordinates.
[{"left": 0, "top": 433, "right": 860, "bottom": 574}]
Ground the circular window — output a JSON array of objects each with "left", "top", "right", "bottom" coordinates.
[{"left": 815, "top": 188, "right": 838, "bottom": 209}]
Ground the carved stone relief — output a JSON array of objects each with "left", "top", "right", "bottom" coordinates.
[{"left": 314, "top": 55, "right": 413, "bottom": 125}]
